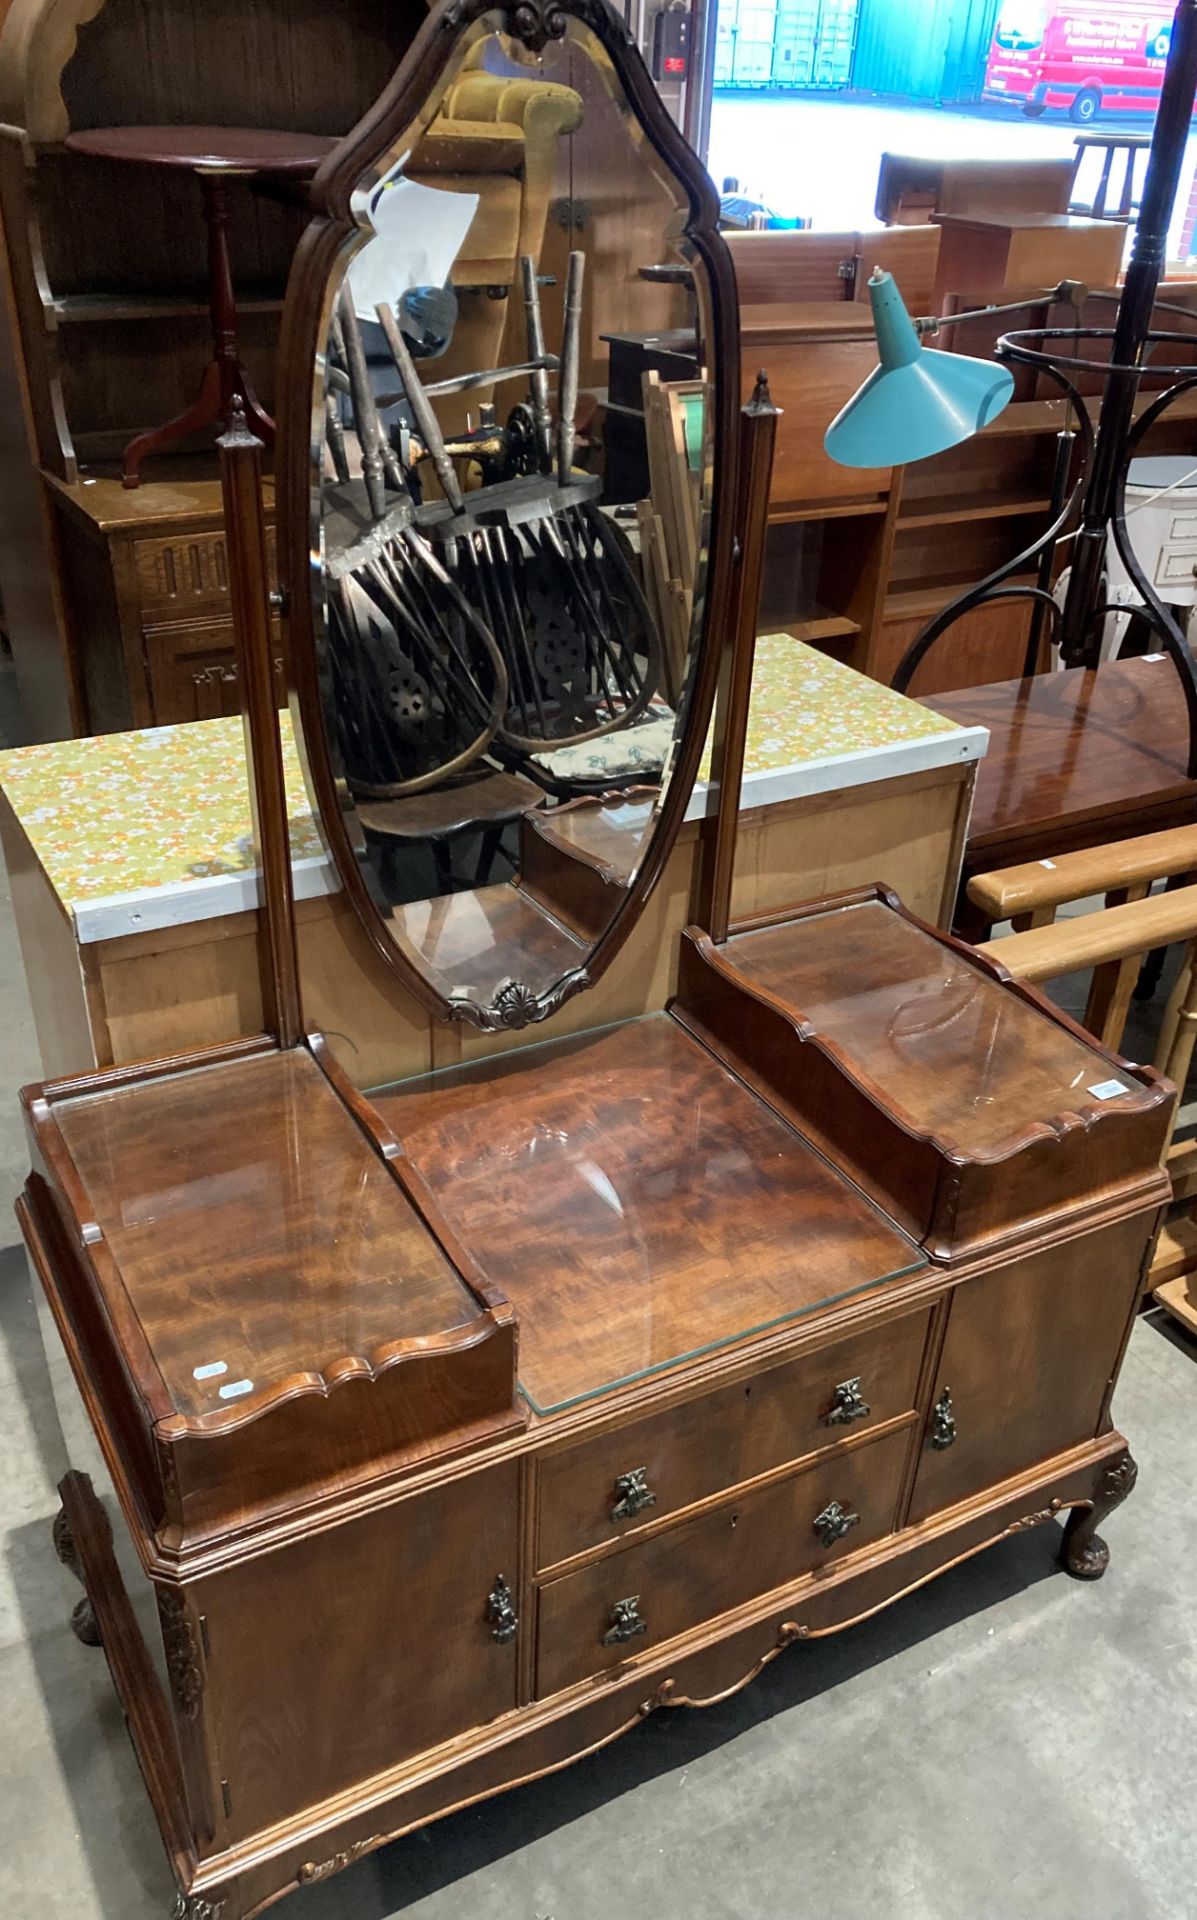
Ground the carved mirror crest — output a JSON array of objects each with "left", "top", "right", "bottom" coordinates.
[{"left": 277, "top": 0, "right": 737, "bottom": 1028}]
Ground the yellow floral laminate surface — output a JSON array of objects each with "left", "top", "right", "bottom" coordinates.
[
  {"left": 0, "top": 638, "right": 960, "bottom": 911},
  {"left": 0, "top": 713, "right": 322, "bottom": 908},
  {"left": 698, "top": 635, "right": 962, "bottom": 782}
]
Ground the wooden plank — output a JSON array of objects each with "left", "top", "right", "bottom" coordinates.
[
  {"left": 978, "top": 882, "right": 1197, "bottom": 983},
  {"left": 968, "top": 822, "right": 1197, "bottom": 922},
  {"left": 1165, "top": 1136, "right": 1197, "bottom": 1204},
  {"left": 1152, "top": 1230, "right": 1197, "bottom": 1312},
  {"left": 730, "top": 763, "right": 968, "bottom": 932}
]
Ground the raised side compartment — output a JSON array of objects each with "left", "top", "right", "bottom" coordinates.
[
  {"left": 20, "top": 1041, "right": 522, "bottom": 1543},
  {"left": 673, "top": 888, "right": 1172, "bottom": 1262}
]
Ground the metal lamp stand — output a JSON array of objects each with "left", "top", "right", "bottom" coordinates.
[{"left": 894, "top": 0, "right": 1197, "bottom": 777}]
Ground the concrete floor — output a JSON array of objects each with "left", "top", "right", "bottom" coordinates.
[{"left": 2, "top": 656, "right": 1197, "bottom": 1918}]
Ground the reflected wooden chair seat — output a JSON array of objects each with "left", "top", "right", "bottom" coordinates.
[{"left": 356, "top": 765, "right": 546, "bottom": 897}]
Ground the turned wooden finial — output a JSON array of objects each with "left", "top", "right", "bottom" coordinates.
[
  {"left": 217, "top": 393, "right": 262, "bottom": 451},
  {"left": 748, "top": 368, "right": 778, "bottom": 415}
]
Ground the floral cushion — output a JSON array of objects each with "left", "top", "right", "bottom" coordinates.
[{"left": 533, "top": 703, "right": 676, "bottom": 782}]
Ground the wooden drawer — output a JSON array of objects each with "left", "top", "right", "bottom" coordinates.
[
  {"left": 536, "top": 1308, "right": 929, "bottom": 1570},
  {"left": 134, "top": 525, "right": 278, "bottom": 617},
  {"left": 1153, "top": 542, "right": 1197, "bottom": 589},
  {"left": 535, "top": 1424, "right": 910, "bottom": 1699},
  {"left": 143, "top": 619, "right": 286, "bottom": 725}
]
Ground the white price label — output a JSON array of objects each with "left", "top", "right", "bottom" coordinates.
[{"left": 1087, "top": 1079, "right": 1127, "bottom": 1101}]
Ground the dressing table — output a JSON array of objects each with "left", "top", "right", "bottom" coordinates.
[{"left": 17, "top": 6, "right": 1171, "bottom": 1919}]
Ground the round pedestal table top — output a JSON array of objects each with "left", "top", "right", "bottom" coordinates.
[{"left": 64, "top": 125, "right": 336, "bottom": 174}]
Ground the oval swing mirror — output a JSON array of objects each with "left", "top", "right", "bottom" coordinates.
[{"left": 277, "top": 0, "right": 737, "bottom": 1030}]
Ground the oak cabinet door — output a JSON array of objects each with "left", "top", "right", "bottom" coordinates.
[
  {"left": 908, "top": 1212, "right": 1151, "bottom": 1523},
  {"left": 199, "top": 1461, "right": 520, "bottom": 1842}
]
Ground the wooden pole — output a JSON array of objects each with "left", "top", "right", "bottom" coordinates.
[
  {"left": 698, "top": 370, "right": 779, "bottom": 945},
  {"left": 218, "top": 399, "right": 303, "bottom": 1048}
]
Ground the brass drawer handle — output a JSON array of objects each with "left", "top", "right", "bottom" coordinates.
[
  {"left": 825, "top": 1376, "right": 870, "bottom": 1426},
  {"left": 611, "top": 1467, "right": 657, "bottom": 1524},
  {"left": 602, "top": 1595, "right": 648, "bottom": 1645},
  {"left": 486, "top": 1574, "right": 518, "bottom": 1644},
  {"left": 929, "top": 1387, "right": 957, "bottom": 1450},
  {"left": 813, "top": 1500, "right": 861, "bottom": 1548}
]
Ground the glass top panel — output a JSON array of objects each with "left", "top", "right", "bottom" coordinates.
[
  {"left": 54, "top": 1049, "right": 476, "bottom": 1424},
  {"left": 373, "top": 1015, "right": 924, "bottom": 1414},
  {"left": 724, "top": 901, "right": 1148, "bottom": 1156}
]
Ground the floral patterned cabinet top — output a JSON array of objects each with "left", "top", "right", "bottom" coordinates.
[{"left": 0, "top": 637, "right": 984, "bottom": 944}]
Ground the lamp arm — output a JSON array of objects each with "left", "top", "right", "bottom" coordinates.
[{"left": 916, "top": 280, "right": 1086, "bottom": 338}]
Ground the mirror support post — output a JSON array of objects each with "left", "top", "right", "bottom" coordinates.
[
  {"left": 699, "top": 371, "right": 780, "bottom": 945},
  {"left": 219, "top": 400, "right": 304, "bottom": 1049}
]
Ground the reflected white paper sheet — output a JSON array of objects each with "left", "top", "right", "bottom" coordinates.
[{"left": 347, "top": 167, "right": 480, "bottom": 320}]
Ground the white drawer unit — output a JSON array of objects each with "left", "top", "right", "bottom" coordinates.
[{"left": 1107, "top": 455, "right": 1197, "bottom": 613}]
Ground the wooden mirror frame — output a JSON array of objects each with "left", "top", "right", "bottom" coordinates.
[{"left": 274, "top": 0, "right": 741, "bottom": 1030}]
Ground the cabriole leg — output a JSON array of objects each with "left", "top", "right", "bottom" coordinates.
[
  {"left": 51, "top": 1506, "right": 102, "bottom": 1646},
  {"left": 1061, "top": 1451, "right": 1138, "bottom": 1580}
]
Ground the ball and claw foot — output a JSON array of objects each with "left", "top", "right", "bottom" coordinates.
[
  {"left": 52, "top": 1506, "right": 103, "bottom": 1646},
  {"left": 1061, "top": 1451, "right": 1138, "bottom": 1581}
]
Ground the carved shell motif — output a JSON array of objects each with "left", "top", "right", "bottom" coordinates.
[
  {"left": 492, "top": 979, "right": 541, "bottom": 1028},
  {"left": 451, "top": 969, "right": 592, "bottom": 1030}
]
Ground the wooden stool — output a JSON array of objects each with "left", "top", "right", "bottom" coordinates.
[{"left": 65, "top": 126, "right": 334, "bottom": 488}]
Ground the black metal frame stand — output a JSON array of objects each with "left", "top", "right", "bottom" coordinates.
[{"left": 893, "top": 0, "right": 1197, "bottom": 778}]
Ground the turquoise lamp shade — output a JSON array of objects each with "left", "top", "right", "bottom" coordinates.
[{"left": 824, "top": 270, "right": 1015, "bottom": 468}]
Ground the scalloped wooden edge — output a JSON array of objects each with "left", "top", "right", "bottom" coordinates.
[
  {"left": 153, "top": 1315, "right": 508, "bottom": 1442},
  {"left": 22, "top": 1032, "right": 516, "bottom": 1442},
  {"left": 683, "top": 887, "right": 1173, "bottom": 1173}
]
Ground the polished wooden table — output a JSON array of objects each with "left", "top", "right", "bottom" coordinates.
[
  {"left": 926, "top": 656, "right": 1197, "bottom": 934},
  {"left": 65, "top": 126, "right": 334, "bottom": 486}
]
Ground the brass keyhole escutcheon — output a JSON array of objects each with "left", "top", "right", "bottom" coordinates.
[{"left": 929, "top": 1387, "right": 957, "bottom": 1450}]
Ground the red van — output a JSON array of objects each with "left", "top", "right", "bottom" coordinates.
[{"left": 984, "top": 1, "right": 1173, "bottom": 122}]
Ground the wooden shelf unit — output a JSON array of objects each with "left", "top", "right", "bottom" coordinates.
[
  {"left": 0, "top": 0, "right": 428, "bottom": 739},
  {"left": 745, "top": 308, "right": 1197, "bottom": 700},
  {"left": 52, "top": 288, "right": 289, "bottom": 324}
]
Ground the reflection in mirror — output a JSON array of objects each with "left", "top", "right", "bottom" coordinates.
[{"left": 307, "top": 15, "right": 716, "bottom": 1028}]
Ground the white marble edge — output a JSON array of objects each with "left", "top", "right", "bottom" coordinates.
[
  {"left": 71, "top": 854, "right": 339, "bottom": 945},
  {"left": 66, "top": 723, "right": 989, "bottom": 945},
  {"left": 684, "top": 722, "right": 989, "bottom": 820}
]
